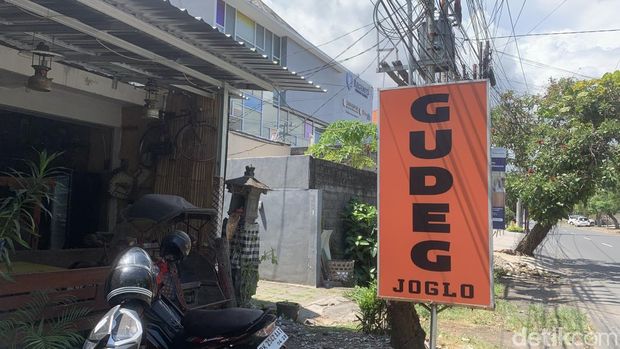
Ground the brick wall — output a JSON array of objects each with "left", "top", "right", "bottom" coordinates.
[{"left": 309, "top": 158, "right": 377, "bottom": 258}]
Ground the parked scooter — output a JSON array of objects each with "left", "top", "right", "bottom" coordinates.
[{"left": 83, "top": 231, "right": 288, "bottom": 349}]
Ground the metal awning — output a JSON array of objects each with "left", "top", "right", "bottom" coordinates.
[{"left": 0, "top": 0, "right": 325, "bottom": 93}]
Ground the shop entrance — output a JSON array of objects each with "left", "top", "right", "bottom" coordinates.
[{"left": 0, "top": 108, "right": 113, "bottom": 255}]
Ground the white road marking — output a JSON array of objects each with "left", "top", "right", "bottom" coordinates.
[
  {"left": 601, "top": 243, "right": 613, "bottom": 248},
  {"left": 584, "top": 237, "right": 592, "bottom": 240}
]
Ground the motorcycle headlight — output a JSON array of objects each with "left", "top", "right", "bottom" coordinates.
[
  {"left": 83, "top": 305, "right": 142, "bottom": 348},
  {"left": 111, "top": 308, "right": 142, "bottom": 342},
  {"left": 84, "top": 305, "right": 119, "bottom": 348}
]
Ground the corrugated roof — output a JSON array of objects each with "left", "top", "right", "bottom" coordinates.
[{"left": 0, "top": 0, "right": 325, "bottom": 92}]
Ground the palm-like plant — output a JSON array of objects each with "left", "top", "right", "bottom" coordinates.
[
  {"left": 0, "top": 291, "right": 90, "bottom": 349},
  {"left": 0, "top": 150, "right": 62, "bottom": 280}
]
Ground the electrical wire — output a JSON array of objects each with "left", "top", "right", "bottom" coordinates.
[
  {"left": 497, "top": 50, "right": 596, "bottom": 79},
  {"left": 297, "top": 25, "right": 376, "bottom": 76},
  {"left": 300, "top": 36, "right": 388, "bottom": 77},
  {"left": 287, "top": 22, "right": 376, "bottom": 56},
  {"left": 506, "top": 0, "right": 529, "bottom": 93},
  {"left": 478, "top": 28, "right": 620, "bottom": 40},
  {"left": 527, "top": 0, "right": 568, "bottom": 35},
  {"left": 95, "top": 38, "right": 152, "bottom": 62},
  {"left": 380, "top": 0, "right": 453, "bottom": 82}
]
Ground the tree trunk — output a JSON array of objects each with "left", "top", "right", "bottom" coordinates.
[
  {"left": 514, "top": 223, "right": 553, "bottom": 256},
  {"left": 607, "top": 213, "right": 619, "bottom": 229},
  {"left": 387, "top": 301, "right": 426, "bottom": 349}
]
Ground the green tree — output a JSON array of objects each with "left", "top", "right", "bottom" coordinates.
[
  {"left": 493, "top": 71, "right": 620, "bottom": 255},
  {"left": 306, "top": 120, "right": 377, "bottom": 169},
  {"left": 587, "top": 190, "right": 620, "bottom": 228}
]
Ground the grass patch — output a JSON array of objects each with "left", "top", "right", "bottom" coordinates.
[
  {"left": 508, "top": 304, "right": 591, "bottom": 334},
  {"left": 412, "top": 274, "right": 591, "bottom": 347}
]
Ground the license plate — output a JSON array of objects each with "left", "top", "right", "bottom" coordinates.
[{"left": 257, "top": 326, "right": 288, "bottom": 349}]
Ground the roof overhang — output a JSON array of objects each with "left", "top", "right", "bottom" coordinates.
[{"left": 0, "top": 0, "right": 325, "bottom": 94}]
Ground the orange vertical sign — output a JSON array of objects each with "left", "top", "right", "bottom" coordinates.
[{"left": 378, "top": 81, "right": 492, "bottom": 308}]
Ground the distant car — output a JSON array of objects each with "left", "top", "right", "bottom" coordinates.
[
  {"left": 568, "top": 215, "right": 583, "bottom": 225},
  {"left": 575, "top": 217, "right": 592, "bottom": 227}
]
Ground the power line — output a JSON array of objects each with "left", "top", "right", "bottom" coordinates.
[
  {"left": 301, "top": 36, "right": 387, "bottom": 76},
  {"left": 513, "top": 0, "right": 527, "bottom": 28},
  {"left": 473, "top": 28, "right": 620, "bottom": 40},
  {"left": 288, "top": 23, "right": 377, "bottom": 57},
  {"left": 300, "top": 25, "right": 377, "bottom": 76},
  {"left": 527, "top": 0, "right": 568, "bottom": 35},
  {"left": 495, "top": 0, "right": 568, "bottom": 82},
  {"left": 506, "top": 0, "right": 529, "bottom": 93},
  {"left": 497, "top": 50, "right": 596, "bottom": 79},
  {"left": 312, "top": 23, "right": 375, "bottom": 48}
]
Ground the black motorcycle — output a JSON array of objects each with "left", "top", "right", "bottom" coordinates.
[{"left": 83, "top": 232, "right": 288, "bottom": 349}]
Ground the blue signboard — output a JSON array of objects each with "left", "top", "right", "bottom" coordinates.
[
  {"left": 491, "top": 147, "right": 507, "bottom": 230},
  {"left": 492, "top": 207, "right": 505, "bottom": 230}
]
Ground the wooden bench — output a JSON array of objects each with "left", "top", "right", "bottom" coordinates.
[{"left": 0, "top": 267, "right": 110, "bottom": 330}]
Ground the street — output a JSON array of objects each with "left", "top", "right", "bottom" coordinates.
[{"left": 495, "top": 224, "right": 620, "bottom": 347}]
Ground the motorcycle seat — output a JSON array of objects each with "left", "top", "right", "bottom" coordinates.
[{"left": 182, "top": 308, "right": 266, "bottom": 338}]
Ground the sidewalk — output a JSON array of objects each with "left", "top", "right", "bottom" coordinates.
[
  {"left": 254, "top": 280, "right": 359, "bottom": 326},
  {"left": 493, "top": 230, "right": 524, "bottom": 251}
]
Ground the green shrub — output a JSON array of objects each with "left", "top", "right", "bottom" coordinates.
[
  {"left": 345, "top": 281, "right": 388, "bottom": 335},
  {"left": 343, "top": 199, "right": 377, "bottom": 285},
  {"left": 506, "top": 222, "right": 525, "bottom": 232},
  {"left": 0, "top": 150, "right": 62, "bottom": 280},
  {"left": 0, "top": 291, "right": 90, "bottom": 349}
]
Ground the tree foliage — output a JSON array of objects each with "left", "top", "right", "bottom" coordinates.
[
  {"left": 493, "top": 71, "right": 620, "bottom": 254},
  {"left": 585, "top": 148, "right": 620, "bottom": 227},
  {"left": 306, "top": 120, "right": 377, "bottom": 169}
]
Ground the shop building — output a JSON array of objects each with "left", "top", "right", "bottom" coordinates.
[{"left": 169, "top": 0, "right": 374, "bottom": 148}]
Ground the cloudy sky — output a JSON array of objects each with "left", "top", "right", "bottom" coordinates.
[{"left": 262, "top": 0, "right": 620, "bottom": 95}]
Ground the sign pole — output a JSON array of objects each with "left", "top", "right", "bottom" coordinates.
[{"left": 429, "top": 304, "right": 438, "bottom": 349}]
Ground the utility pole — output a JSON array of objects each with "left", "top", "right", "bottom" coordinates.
[
  {"left": 423, "top": 0, "right": 435, "bottom": 82},
  {"left": 407, "top": 0, "right": 414, "bottom": 85}
]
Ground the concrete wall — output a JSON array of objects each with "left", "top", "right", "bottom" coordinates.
[
  {"left": 226, "top": 155, "right": 377, "bottom": 284},
  {"left": 226, "top": 155, "right": 310, "bottom": 189},
  {"left": 223, "top": 188, "right": 321, "bottom": 286},
  {"left": 227, "top": 130, "right": 291, "bottom": 159}
]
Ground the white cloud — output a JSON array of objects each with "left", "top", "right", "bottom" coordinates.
[
  {"left": 262, "top": 0, "right": 381, "bottom": 87},
  {"left": 261, "top": 0, "right": 620, "bottom": 95}
]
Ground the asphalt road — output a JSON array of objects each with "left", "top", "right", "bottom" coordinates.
[
  {"left": 538, "top": 225, "right": 620, "bottom": 341},
  {"left": 496, "top": 224, "right": 620, "bottom": 347}
]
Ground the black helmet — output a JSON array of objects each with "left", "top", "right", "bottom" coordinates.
[
  {"left": 105, "top": 247, "right": 156, "bottom": 306},
  {"left": 160, "top": 230, "right": 191, "bottom": 262}
]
